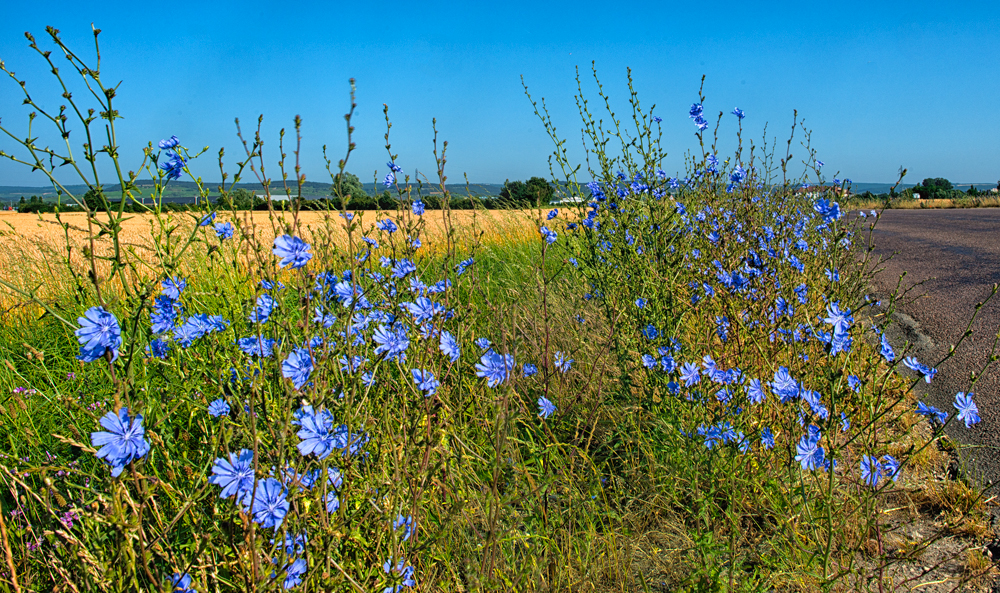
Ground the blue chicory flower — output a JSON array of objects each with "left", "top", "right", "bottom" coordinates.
[
  {"left": 75, "top": 306, "right": 122, "bottom": 363},
  {"left": 903, "top": 356, "right": 937, "bottom": 383},
  {"left": 241, "top": 477, "right": 289, "bottom": 530},
  {"left": 954, "top": 392, "right": 980, "bottom": 427},
  {"left": 208, "top": 399, "right": 230, "bottom": 418},
  {"left": 760, "top": 427, "right": 775, "bottom": 450},
  {"left": 158, "top": 136, "right": 179, "bottom": 150},
  {"left": 746, "top": 379, "right": 766, "bottom": 405},
  {"left": 880, "top": 334, "right": 895, "bottom": 362},
  {"left": 411, "top": 369, "right": 439, "bottom": 396},
  {"left": 282, "top": 348, "right": 314, "bottom": 390},
  {"left": 91, "top": 408, "right": 150, "bottom": 477},
  {"left": 214, "top": 221, "right": 234, "bottom": 239},
  {"left": 377, "top": 219, "right": 398, "bottom": 234},
  {"left": 161, "top": 276, "right": 187, "bottom": 300},
  {"left": 679, "top": 362, "right": 700, "bottom": 387},
  {"left": 538, "top": 396, "right": 556, "bottom": 419},
  {"left": 273, "top": 235, "right": 313, "bottom": 269},
  {"left": 916, "top": 401, "right": 948, "bottom": 424},
  {"left": 794, "top": 427, "right": 825, "bottom": 471},
  {"left": 161, "top": 150, "right": 185, "bottom": 180},
  {"left": 882, "top": 455, "right": 901, "bottom": 482},
  {"left": 553, "top": 351, "right": 573, "bottom": 373},
  {"left": 373, "top": 325, "right": 410, "bottom": 361},
  {"left": 295, "top": 406, "right": 336, "bottom": 459},
  {"left": 439, "top": 331, "right": 460, "bottom": 362},
  {"left": 475, "top": 351, "right": 514, "bottom": 388},
  {"left": 383, "top": 558, "right": 416, "bottom": 589},
  {"left": 249, "top": 295, "right": 277, "bottom": 324},
  {"left": 148, "top": 338, "right": 170, "bottom": 359},
  {"left": 170, "top": 573, "right": 196, "bottom": 593},
  {"left": 275, "top": 559, "right": 307, "bottom": 589},
  {"left": 393, "top": 514, "right": 414, "bottom": 542},
  {"left": 770, "top": 367, "right": 799, "bottom": 403},
  {"left": 209, "top": 449, "right": 255, "bottom": 498},
  {"left": 861, "top": 455, "right": 881, "bottom": 488}
]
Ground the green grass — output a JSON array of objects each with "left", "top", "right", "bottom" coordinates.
[
  {"left": 0, "top": 205, "right": 981, "bottom": 592},
  {"left": 0, "top": 30, "right": 995, "bottom": 590}
]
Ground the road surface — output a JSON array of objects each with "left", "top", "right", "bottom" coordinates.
[{"left": 868, "top": 208, "right": 1000, "bottom": 487}]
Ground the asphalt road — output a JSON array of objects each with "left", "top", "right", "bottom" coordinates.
[{"left": 868, "top": 208, "right": 1000, "bottom": 487}]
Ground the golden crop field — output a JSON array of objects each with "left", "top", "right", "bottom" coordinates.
[
  {"left": 0, "top": 209, "right": 540, "bottom": 306},
  {"left": 0, "top": 208, "right": 537, "bottom": 250}
]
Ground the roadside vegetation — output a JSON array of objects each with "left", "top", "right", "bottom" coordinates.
[
  {"left": 845, "top": 177, "right": 1000, "bottom": 211},
  {"left": 0, "top": 27, "right": 998, "bottom": 592}
]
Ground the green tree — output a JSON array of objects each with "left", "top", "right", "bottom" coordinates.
[
  {"left": 499, "top": 176, "right": 554, "bottom": 206},
  {"left": 217, "top": 188, "right": 258, "bottom": 210},
  {"left": 377, "top": 190, "right": 398, "bottom": 209},
  {"left": 525, "top": 176, "right": 555, "bottom": 204},
  {"left": 499, "top": 179, "right": 527, "bottom": 203},
  {"left": 918, "top": 178, "right": 953, "bottom": 200},
  {"left": 83, "top": 188, "right": 104, "bottom": 211},
  {"left": 348, "top": 193, "right": 377, "bottom": 210},
  {"left": 332, "top": 172, "right": 367, "bottom": 202}
]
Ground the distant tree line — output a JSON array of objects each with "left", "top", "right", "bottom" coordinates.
[
  {"left": 850, "top": 178, "right": 1000, "bottom": 203},
  {"left": 16, "top": 190, "right": 197, "bottom": 214},
  {"left": 16, "top": 195, "right": 61, "bottom": 213},
  {"left": 13, "top": 175, "right": 558, "bottom": 213}
]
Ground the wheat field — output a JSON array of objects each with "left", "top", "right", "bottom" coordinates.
[{"left": 0, "top": 208, "right": 540, "bottom": 308}]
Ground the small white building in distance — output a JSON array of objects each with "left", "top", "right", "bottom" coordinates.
[{"left": 551, "top": 196, "right": 584, "bottom": 205}]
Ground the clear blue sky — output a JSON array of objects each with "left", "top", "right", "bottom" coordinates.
[{"left": 1, "top": 1, "right": 998, "bottom": 188}]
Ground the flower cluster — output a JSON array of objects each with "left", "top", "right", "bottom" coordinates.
[
  {"left": 552, "top": 98, "right": 992, "bottom": 507},
  {"left": 148, "top": 277, "right": 230, "bottom": 355},
  {"left": 158, "top": 135, "right": 185, "bottom": 180},
  {"left": 51, "top": 90, "right": 988, "bottom": 592}
]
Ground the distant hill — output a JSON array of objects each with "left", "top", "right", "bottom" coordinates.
[
  {"left": 3, "top": 181, "right": 996, "bottom": 205},
  {"left": 0, "top": 181, "right": 508, "bottom": 204},
  {"left": 849, "top": 182, "right": 998, "bottom": 195}
]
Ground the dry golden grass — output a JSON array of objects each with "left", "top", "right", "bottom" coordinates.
[
  {"left": 0, "top": 208, "right": 535, "bottom": 254},
  {"left": 849, "top": 197, "right": 1000, "bottom": 211},
  {"left": 0, "top": 208, "right": 539, "bottom": 307}
]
